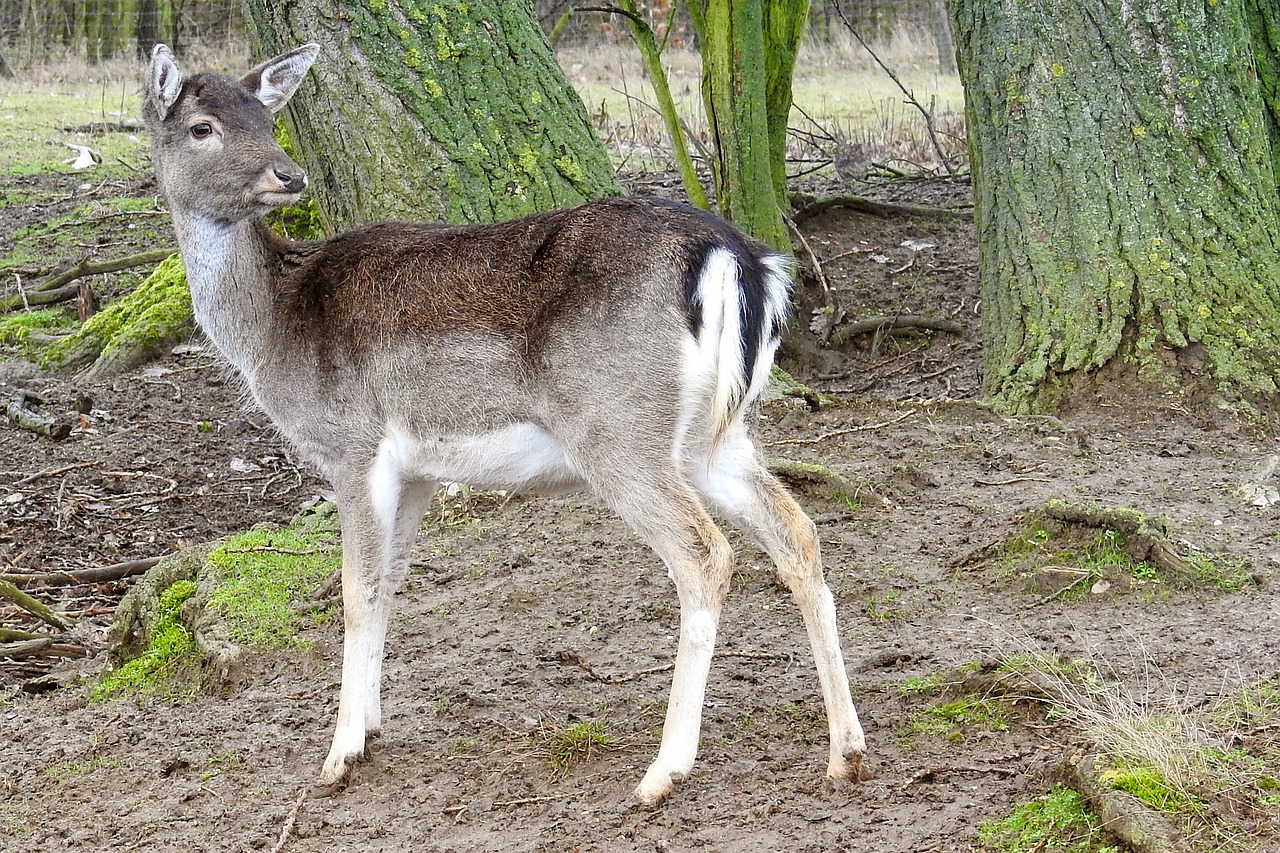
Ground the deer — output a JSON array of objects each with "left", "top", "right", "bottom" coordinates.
[{"left": 141, "top": 42, "right": 866, "bottom": 805}]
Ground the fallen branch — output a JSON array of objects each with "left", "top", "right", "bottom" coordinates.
[
  {"left": 830, "top": 314, "right": 964, "bottom": 348},
  {"left": 0, "top": 637, "right": 86, "bottom": 659},
  {"left": 789, "top": 193, "right": 971, "bottom": 225},
  {"left": 6, "top": 390, "right": 72, "bottom": 440},
  {"left": 0, "top": 627, "right": 48, "bottom": 643},
  {"left": 0, "top": 579, "right": 74, "bottom": 631},
  {"left": 0, "top": 247, "right": 175, "bottom": 314},
  {"left": 0, "top": 555, "right": 163, "bottom": 588}
]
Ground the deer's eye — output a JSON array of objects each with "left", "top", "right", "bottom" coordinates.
[{"left": 190, "top": 123, "right": 214, "bottom": 139}]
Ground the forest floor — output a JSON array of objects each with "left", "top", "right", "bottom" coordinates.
[{"left": 2, "top": 96, "right": 1279, "bottom": 853}]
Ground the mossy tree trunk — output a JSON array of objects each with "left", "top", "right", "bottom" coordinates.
[
  {"left": 950, "top": 0, "right": 1280, "bottom": 416},
  {"left": 689, "top": 0, "right": 807, "bottom": 253},
  {"left": 241, "top": 0, "right": 621, "bottom": 230}
]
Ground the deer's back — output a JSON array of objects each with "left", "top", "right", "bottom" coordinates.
[{"left": 271, "top": 196, "right": 771, "bottom": 357}]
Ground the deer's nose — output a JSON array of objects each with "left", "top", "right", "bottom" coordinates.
[{"left": 275, "top": 169, "right": 306, "bottom": 192}]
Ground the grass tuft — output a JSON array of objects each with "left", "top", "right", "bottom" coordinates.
[{"left": 541, "top": 720, "right": 615, "bottom": 774}]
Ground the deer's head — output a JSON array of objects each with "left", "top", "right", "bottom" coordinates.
[{"left": 143, "top": 43, "right": 319, "bottom": 222}]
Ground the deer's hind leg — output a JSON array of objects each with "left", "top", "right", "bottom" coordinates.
[
  {"left": 320, "top": 450, "right": 437, "bottom": 788},
  {"left": 566, "top": 431, "right": 735, "bottom": 805},
  {"left": 692, "top": 422, "right": 866, "bottom": 781}
]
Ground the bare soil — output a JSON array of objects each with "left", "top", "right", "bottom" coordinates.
[{"left": 2, "top": 169, "right": 1278, "bottom": 853}]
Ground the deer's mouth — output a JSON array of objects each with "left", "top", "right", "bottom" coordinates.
[{"left": 256, "top": 189, "right": 305, "bottom": 207}]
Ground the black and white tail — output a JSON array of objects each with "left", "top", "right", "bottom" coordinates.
[{"left": 683, "top": 239, "right": 793, "bottom": 438}]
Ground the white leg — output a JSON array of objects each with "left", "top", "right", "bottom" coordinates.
[
  {"left": 319, "top": 466, "right": 436, "bottom": 787},
  {"left": 694, "top": 425, "right": 866, "bottom": 780},
  {"left": 599, "top": 481, "right": 733, "bottom": 805},
  {"left": 363, "top": 477, "right": 436, "bottom": 736}
]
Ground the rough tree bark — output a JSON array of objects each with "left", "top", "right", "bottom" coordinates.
[
  {"left": 951, "top": 0, "right": 1280, "bottom": 417},
  {"left": 240, "top": 0, "right": 621, "bottom": 230}
]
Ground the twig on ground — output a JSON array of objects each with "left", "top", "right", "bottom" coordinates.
[
  {"left": 900, "top": 763, "right": 1020, "bottom": 790},
  {"left": 269, "top": 786, "right": 309, "bottom": 853},
  {"left": 10, "top": 460, "right": 102, "bottom": 486},
  {"left": 767, "top": 410, "right": 916, "bottom": 447},
  {"left": 555, "top": 649, "right": 791, "bottom": 685},
  {"left": 830, "top": 314, "right": 964, "bottom": 348},
  {"left": 220, "top": 546, "right": 329, "bottom": 556}
]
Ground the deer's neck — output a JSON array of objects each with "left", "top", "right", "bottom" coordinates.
[{"left": 171, "top": 213, "right": 282, "bottom": 380}]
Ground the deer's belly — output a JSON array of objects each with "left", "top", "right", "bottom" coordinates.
[{"left": 379, "top": 423, "right": 584, "bottom": 495}]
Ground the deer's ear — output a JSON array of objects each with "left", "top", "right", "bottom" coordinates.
[
  {"left": 242, "top": 43, "right": 320, "bottom": 114},
  {"left": 149, "top": 43, "right": 184, "bottom": 120}
]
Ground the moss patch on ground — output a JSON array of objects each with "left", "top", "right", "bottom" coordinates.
[
  {"left": 992, "top": 502, "right": 1256, "bottom": 599},
  {"left": 97, "top": 504, "right": 342, "bottom": 701}
]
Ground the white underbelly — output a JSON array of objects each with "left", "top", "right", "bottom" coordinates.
[{"left": 385, "top": 422, "right": 584, "bottom": 494}]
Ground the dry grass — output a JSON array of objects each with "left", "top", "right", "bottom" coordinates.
[
  {"left": 559, "top": 33, "right": 966, "bottom": 178},
  {"left": 994, "top": 645, "right": 1280, "bottom": 849}
]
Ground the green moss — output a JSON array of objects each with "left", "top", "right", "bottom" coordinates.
[
  {"left": 0, "top": 308, "right": 76, "bottom": 355},
  {"left": 912, "top": 696, "right": 1010, "bottom": 739},
  {"left": 92, "top": 579, "right": 199, "bottom": 703},
  {"left": 1100, "top": 758, "right": 1207, "bottom": 815},
  {"left": 978, "top": 786, "right": 1120, "bottom": 853},
  {"left": 204, "top": 507, "right": 341, "bottom": 649},
  {"left": 42, "top": 254, "right": 192, "bottom": 374}
]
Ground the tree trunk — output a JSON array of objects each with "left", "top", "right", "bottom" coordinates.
[
  {"left": 690, "top": 0, "right": 805, "bottom": 253},
  {"left": 951, "top": 0, "right": 1280, "bottom": 417},
  {"left": 929, "top": 0, "right": 956, "bottom": 77},
  {"left": 240, "top": 0, "right": 621, "bottom": 230}
]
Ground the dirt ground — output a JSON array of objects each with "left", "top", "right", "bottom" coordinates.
[{"left": 2, "top": 163, "right": 1278, "bottom": 853}]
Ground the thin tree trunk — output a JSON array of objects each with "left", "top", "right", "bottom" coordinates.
[
  {"left": 692, "top": 0, "right": 792, "bottom": 252},
  {"left": 241, "top": 0, "right": 621, "bottom": 229},
  {"left": 951, "top": 0, "right": 1280, "bottom": 415}
]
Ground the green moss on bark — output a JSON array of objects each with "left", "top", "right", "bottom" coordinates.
[
  {"left": 952, "top": 0, "right": 1280, "bottom": 416},
  {"left": 43, "top": 254, "right": 192, "bottom": 379},
  {"left": 243, "top": 0, "right": 621, "bottom": 230}
]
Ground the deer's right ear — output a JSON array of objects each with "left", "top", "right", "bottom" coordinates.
[
  {"left": 242, "top": 43, "right": 320, "bottom": 114},
  {"left": 149, "top": 44, "right": 184, "bottom": 120}
]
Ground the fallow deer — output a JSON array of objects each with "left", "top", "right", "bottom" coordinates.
[{"left": 142, "top": 42, "right": 865, "bottom": 804}]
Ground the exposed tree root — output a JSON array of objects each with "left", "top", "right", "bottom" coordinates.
[
  {"left": 1057, "top": 750, "right": 1191, "bottom": 853},
  {"left": 1038, "top": 499, "right": 1199, "bottom": 589}
]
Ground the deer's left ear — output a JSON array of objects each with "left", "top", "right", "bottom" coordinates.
[
  {"left": 149, "top": 43, "right": 184, "bottom": 120},
  {"left": 241, "top": 43, "right": 320, "bottom": 113}
]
